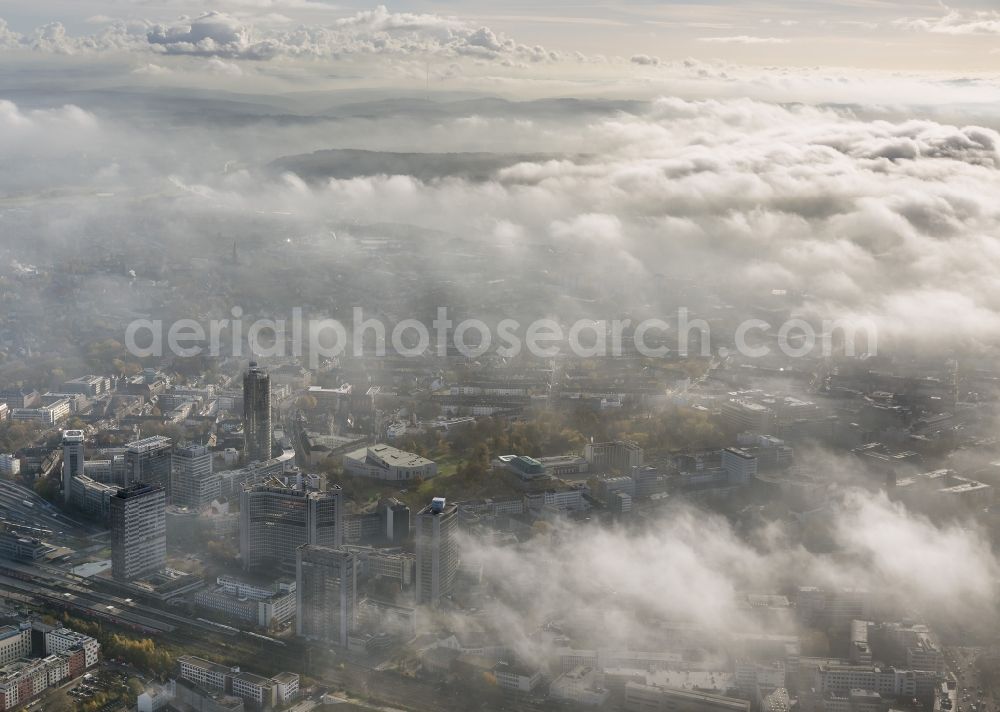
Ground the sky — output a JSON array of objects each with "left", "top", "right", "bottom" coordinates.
[{"left": 0, "top": 0, "right": 999, "bottom": 75}]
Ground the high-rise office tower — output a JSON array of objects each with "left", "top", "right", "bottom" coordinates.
[
  {"left": 415, "top": 497, "right": 459, "bottom": 606},
  {"left": 110, "top": 483, "right": 166, "bottom": 581},
  {"left": 243, "top": 362, "right": 272, "bottom": 463},
  {"left": 171, "top": 443, "right": 218, "bottom": 509},
  {"left": 296, "top": 545, "right": 357, "bottom": 648},
  {"left": 125, "top": 436, "right": 173, "bottom": 490},
  {"left": 382, "top": 498, "right": 410, "bottom": 545},
  {"left": 239, "top": 477, "right": 343, "bottom": 571},
  {"left": 61, "top": 430, "right": 85, "bottom": 504}
]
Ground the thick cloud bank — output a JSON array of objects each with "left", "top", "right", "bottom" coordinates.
[
  {"left": 120, "top": 95, "right": 1000, "bottom": 349},
  {"left": 458, "top": 490, "right": 999, "bottom": 661},
  {"left": 0, "top": 6, "right": 563, "bottom": 64},
  {"left": 4, "top": 89, "right": 1000, "bottom": 350}
]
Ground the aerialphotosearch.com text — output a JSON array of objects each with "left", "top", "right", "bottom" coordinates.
[{"left": 124, "top": 307, "right": 878, "bottom": 369}]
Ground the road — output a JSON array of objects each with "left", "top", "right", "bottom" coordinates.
[{"left": 946, "top": 646, "right": 996, "bottom": 712}]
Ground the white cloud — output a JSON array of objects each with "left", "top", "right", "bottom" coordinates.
[
  {"left": 457, "top": 489, "right": 1000, "bottom": 660},
  {"left": 147, "top": 12, "right": 253, "bottom": 56},
  {"left": 698, "top": 35, "right": 791, "bottom": 44},
  {"left": 630, "top": 54, "right": 660, "bottom": 66},
  {"left": 205, "top": 57, "right": 243, "bottom": 76},
  {"left": 895, "top": 8, "right": 1000, "bottom": 35},
  {"left": 131, "top": 62, "right": 172, "bottom": 75}
]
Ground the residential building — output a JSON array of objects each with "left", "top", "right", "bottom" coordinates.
[
  {"left": 0, "top": 625, "right": 30, "bottom": 667},
  {"left": 0, "top": 621, "right": 98, "bottom": 711},
  {"left": 43, "top": 628, "right": 100, "bottom": 668},
  {"left": 0, "top": 658, "right": 50, "bottom": 710}
]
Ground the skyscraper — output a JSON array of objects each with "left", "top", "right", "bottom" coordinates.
[
  {"left": 125, "top": 436, "right": 173, "bottom": 490},
  {"left": 296, "top": 545, "right": 356, "bottom": 648},
  {"left": 243, "top": 362, "right": 272, "bottom": 464},
  {"left": 415, "top": 497, "right": 459, "bottom": 606},
  {"left": 61, "top": 430, "right": 85, "bottom": 504},
  {"left": 110, "top": 483, "right": 166, "bottom": 581},
  {"left": 171, "top": 444, "right": 218, "bottom": 509},
  {"left": 239, "top": 477, "right": 343, "bottom": 571}
]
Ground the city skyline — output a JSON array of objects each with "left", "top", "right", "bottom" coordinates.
[{"left": 0, "top": 1, "right": 999, "bottom": 711}]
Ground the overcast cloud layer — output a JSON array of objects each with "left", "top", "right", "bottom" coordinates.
[{"left": 6, "top": 86, "right": 999, "bottom": 348}]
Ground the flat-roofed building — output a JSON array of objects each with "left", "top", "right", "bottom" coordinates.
[
  {"left": 193, "top": 575, "right": 297, "bottom": 629},
  {"left": 415, "top": 497, "right": 459, "bottom": 606},
  {"left": 584, "top": 440, "right": 643, "bottom": 473},
  {"left": 171, "top": 443, "right": 218, "bottom": 509},
  {"left": 239, "top": 477, "right": 343, "bottom": 571},
  {"left": 0, "top": 529, "right": 50, "bottom": 561},
  {"left": 0, "top": 624, "right": 30, "bottom": 666},
  {"left": 62, "top": 430, "right": 85, "bottom": 504},
  {"left": 343, "top": 444, "right": 437, "bottom": 481},
  {"left": 296, "top": 545, "right": 357, "bottom": 647},
  {"left": 125, "top": 436, "right": 173, "bottom": 490},
  {"left": 549, "top": 666, "right": 609, "bottom": 706},
  {"left": 722, "top": 448, "right": 757, "bottom": 485},
  {"left": 11, "top": 399, "right": 70, "bottom": 425},
  {"left": 721, "top": 399, "right": 775, "bottom": 434},
  {"left": 178, "top": 655, "right": 232, "bottom": 692},
  {"left": 61, "top": 375, "right": 111, "bottom": 397},
  {"left": 243, "top": 362, "right": 272, "bottom": 464},
  {"left": 110, "top": 483, "right": 166, "bottom": 581},
  {"left": 43, "top": 628, "right": 100, "bottom": 668},
  {"left": 0, "top": 455, "right": 17, "bottom": 477},
  {"left": 70, "top": 475, "right": 117, "bottom": 520}
]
